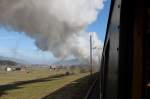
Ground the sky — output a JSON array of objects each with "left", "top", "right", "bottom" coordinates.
[
  {"left": 0, "top": 0, "right": 111, "bottom": 64},
  {"left": 86, "top": 0, "right": 111, "bottom": 41}
]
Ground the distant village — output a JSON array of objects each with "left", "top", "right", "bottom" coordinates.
[{"left": 0, "top": 60, "right": 90, "bottom": 72}]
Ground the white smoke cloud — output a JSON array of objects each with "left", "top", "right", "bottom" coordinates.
[
  {"left": 68, "top": 32, "right": 103, "bottom": 64},
  {"left": 0, "top": 0, "right": 104, "bottom": 63}
]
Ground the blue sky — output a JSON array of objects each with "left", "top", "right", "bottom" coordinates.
[
  {"left": 0, "top": 0, "right": 111, "bottom": 64},
  {"left": 87, "top": 0, "right": 111, "bottom": 41}
]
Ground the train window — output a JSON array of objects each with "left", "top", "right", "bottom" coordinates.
[{"left": 0, "top": 0, "right": 112, "bottom": 99}]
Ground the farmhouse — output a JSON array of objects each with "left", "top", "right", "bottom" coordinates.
[{"left": 5, "top": 67, "right": 12, "bottom": 72}]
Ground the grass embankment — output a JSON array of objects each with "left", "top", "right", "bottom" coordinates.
[{"left": 0, "top": 68, "right": 92, "bottom": 99}]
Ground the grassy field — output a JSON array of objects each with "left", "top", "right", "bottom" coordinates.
[
  {"left": 0, "top": 68, "right": 92, "bottom": 99},
  {"left": 0, "top": 68, "right": 66, "bottom": 85}
]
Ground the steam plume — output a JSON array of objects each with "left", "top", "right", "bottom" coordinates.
[{"left": 0, "top": 0, "right": 104, "bottom": 63}]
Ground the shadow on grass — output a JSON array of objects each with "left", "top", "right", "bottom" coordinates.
[
  {"left": 0, "top": 74, "right": 66, "bottom": 97},
  {"left": 42, "top": 74, "right": 95, "bottom": 99}
]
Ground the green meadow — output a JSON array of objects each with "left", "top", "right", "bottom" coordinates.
[{"left": 0, "top": 68, "right": 92, "bottom": 99}]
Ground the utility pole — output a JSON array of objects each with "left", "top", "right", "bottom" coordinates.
[{"left": 90, "top": 34, "right": 93, "bottom": 76}]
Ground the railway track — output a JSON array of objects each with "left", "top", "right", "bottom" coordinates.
[{"left": 84, "top": 74, "right": 100, "bottom": 99}]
